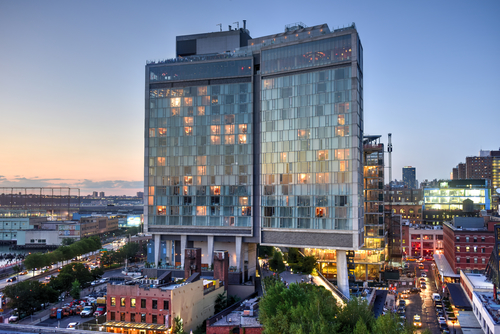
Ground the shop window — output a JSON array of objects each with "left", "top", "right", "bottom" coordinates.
[{"left": 120, "top": 312, "right": 125, "bottom": 321}]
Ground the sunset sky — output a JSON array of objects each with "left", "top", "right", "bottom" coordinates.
[{"left": 1, "top": 0, "right": 499, "bottom": 196}]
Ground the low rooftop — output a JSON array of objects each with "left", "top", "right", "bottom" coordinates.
[{"left": 475, "top": 291, "right": 500, "bottom": 325}]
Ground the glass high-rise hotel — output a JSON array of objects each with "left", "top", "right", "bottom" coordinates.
[{"left": 145, "top": 23, "right": 364, "bottom": 294}]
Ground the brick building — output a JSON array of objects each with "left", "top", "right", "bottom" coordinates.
[{"left": 443, "top": 217, "right": 496, "bottom": 274}]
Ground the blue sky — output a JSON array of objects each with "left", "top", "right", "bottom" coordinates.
[{"left": 0, "top": 0, "right": 499, "bottom": 195}]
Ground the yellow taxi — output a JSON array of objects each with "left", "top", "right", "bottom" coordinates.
[{"left": 413, "top": 314, "right": 422, "bottom": 327}]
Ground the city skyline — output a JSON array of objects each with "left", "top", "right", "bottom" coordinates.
[{"left": 1, "top": 0, "right": 499, "bottom": 196}]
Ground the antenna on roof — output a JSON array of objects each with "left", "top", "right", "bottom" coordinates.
[
  {"left": 233, "top": 22, "right": 239, "bottom": 29},
  {"left": 216, "top": 23, "right": 222, "bottom": 32}
]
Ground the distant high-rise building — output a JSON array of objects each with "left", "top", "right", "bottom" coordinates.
[
  {"left": 452, "top": 150, "right": 500, "bottom": 191},
  {"left": 136, "top": 192, "right": 144, "bottom": 199},
  {"left": 92, "top": 191, "right": 98, "bottom": 197},
  {"left": 99, "top": 191, "right": 105, "bottom": 198},
  {"left": 144, "top": 22, "right": 364, "bottom": 295},
  {"left": 402, "top": 166, "right": 416, "bottom": 189}
]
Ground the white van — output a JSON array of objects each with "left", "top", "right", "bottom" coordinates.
[{"left": 432, "top": 293, "right": 441, "bottom": 301}]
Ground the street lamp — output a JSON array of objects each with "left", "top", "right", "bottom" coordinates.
[{"left": 451, "top": 319, "right": 455, "bottom": 334}]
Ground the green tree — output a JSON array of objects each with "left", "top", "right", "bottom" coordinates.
[
  {"left": 172, "top": 316, "right": 186, "bottom": 334},
  {"left": 335, "top": 297, "right": 375, "bottom": 334},
  {"left": 287, "top": 248, "right": 300, "bottom": 264},
  {"left": 121, "top": 242, "right": 140, "bottom": 262},
  {"left": 268, "top": 250, "right": 285, "bottom": 273},
  {"left": 61, "top": 238, "right": 75, "bottom": 246},
  {"left": 353, "top": 319, "right": 369, "bottom": 334},
  {"left": 298, "top": 256, "right": 317, "bottom": 275},
  {"left": 214, "top": 291, "right": 227, "bottom": 314},
  {"left": 259, "top": 245, "right": 274, "bottom": 258},
  {"left": 91, "top": 266, "right": 105, "bottom": 280},
  {"left": 4, "top": 280, "right": 58, "bottom": 316},
  {"left": 70, "top": 279, "right": 81, "bottom": 300},
  {"left": 260, "top": 277, "right": 339, "bottom": 334},
  {"left": 24, "top": 253, "right": 47, "bottom": 271}
]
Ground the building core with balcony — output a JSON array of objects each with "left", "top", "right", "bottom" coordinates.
[{"left": 144, "top": 22, "right": 364, "bottom": 296}]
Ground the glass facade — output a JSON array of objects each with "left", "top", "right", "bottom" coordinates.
[
  {"left": 260, "top": 66, "right": 362, "bottom": 231},
  {"left": 147, "top": 83, "right": 253, "bottom": 227},
  {"left": 424, "top": 188, "right": 488, "bottom": 210},
  {"left": 261, "top": 35, "right": 352, "bottom": 75},
  {"left": 149, "top": 59, "right": 252, "bottom": 82}
]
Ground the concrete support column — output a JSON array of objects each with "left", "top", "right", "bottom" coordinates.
[
  {"left": 336, "top": 250, "right": 349, "bottom": 298},
  {"left": 180, "top": 235, "right": 187, "bottom": 268},
  {"left": 154, "top": 234, "right": 160, "bottom": 268},
  {"left": 247, "top": 243, "right": 257, "bottom": 281},
  {"left": 165, "top": 240, "right": 172, "bottom": 265},
  {"left": 207, "top": 236, "right": 214, "bottom": 268},
  {"left": 235, "top": 236, "right": 243, "bottom": 274}
]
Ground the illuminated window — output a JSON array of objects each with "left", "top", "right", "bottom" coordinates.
[
  {"left": 197, "top": 166, "right": 206, "bottom": 175},
  {"left": 335, "top": 149, "right": 350, "bottom": 160},
  {"left": 184, "top": 117, "right": 194, "bottom": 126},
  {"left": 241, "top": 206, "right": 251, "bottom": 216},
  {"left": 238, "top": 134, "right": 247, "bottom": 144},
  {"left": 120, "top": 297, "right": 126, "bottom": 307},
  {"left": 466, "top": 246, "right": 470, "bottom": 252},
  {"left": 171, "top": 97, "right": 181, "bottom": 107},
  {"left": 211, "top": 96, "right": 219, "bottom": 105},
  {"left": 335, "top": 126, "right": 349, "bottom": 137},
  {"left": 211, "top": 186, "right": 221, "bottom": 195},
  {"left": 184, "top": 127, "right": 192, "bottom": 136},
  {"left": 211, "top": 125, "right": 220, "bottom": 135},
  {"left": 157, "top": 206, "right": 166, "bottom": 215},
  {"left": 225, "top": 135, "right": 235, "bottom": 144},
  {"left": 337, "top": 115, "right": 345, "bottom": 125},
  {"left": 239, "top": 124, "right": 247, "bottom": 133},
  {"left": 280, "top": 152, "right": 287, "bottom": 162},
  {"left": 316, "top": 207, "right": 326, "bottom": 217},
  {"left": 157, "top": 157, "right": 165, "bottom": 166},
  {"left": 183, "top": 97, "right": 193, "bottom": 106},
  {"left": 298, "top": 129, "right": 309, "bottom": 138},
  {"left": 184, "top": 176, "right": 193, "bottom": 185},
  {"left": 197, "top": 106, "right": 205, "bottom": 115},
  {"left": 225, "top": 125, "right": 234, "bottom": 134},
  {"left": 111, "top": 297, "right": 116, "bottom": 306},
  {"left": 130, "top": 298, "right": 136, "bottom": 308},
  {"left": 171, "top": 108, "right": 179, "bottom": 116},
  {"left": 317, "top": 150, "right": 328, "bottom": 161},
  {"left": 239, "top": 197, "right": 249, "bottom": 205},
  {"left": 149, "top": 128, "right": 156, "bottom": 137},
  {"left": 210, "top": 136, "right": 220, "bottom": 145},
  {"left": 158, "top": 128, "right": 166, "bottom": 137},
  {"left": 198, "top": 86, "right": 207, "bottom": 95},
  {"left": 196, "top": 206, "right": 207, "bottom": 215},
  {"left": 340, "top": 161, "right": 348, "bottom": 171},
  {"left": 298, "top": 173, "right": 310, "bottom": 184}
]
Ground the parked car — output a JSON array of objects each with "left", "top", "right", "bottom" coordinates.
[
  {"left": 418, "top": 263, "right": 424, "bottom": 269},
  {"left": 421, "top": 272, "right": 427, "bottom": 277},
  {"left": 421, "top": 283, "right": 427, "bottom": 289},
  {"left": 8, "top": 314, "right": 19, "bottom": 323},
  {"left": 80, "top": 306, "right": 94, "bottom": 317},
  {"left": 438, "top": 316, "right": 447, "bottom": 324},
  {"left": 410, "top": 287, "right": 421, "bottom": 293},
  {"left": 399, "top": 300, "right": 406, "bottom": 307}
]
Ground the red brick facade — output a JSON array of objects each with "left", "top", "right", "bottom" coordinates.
[{"left": 207, "top": 326, "right": 263, "bottom": 334}]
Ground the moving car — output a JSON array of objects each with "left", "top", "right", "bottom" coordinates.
[
  {"left": 8, "top": 314, "right": 19, "bottom": 323},
  {"left": 19, "top": 270, "right": 28, "bottom": 275},
  {"left": 6, "top": 277, "right": 17, "bottom": 282},
  {"left": 421, "top": 272, "right": 427, "bottom": 277},
  {"left": 67, "top": 322, "right": 80, "bottom": 330},
  {"left": 418, "top": 263, "right": 424, "bottom": 269},
  {"left": 421, "top": 283, "right": 427, "bottom": 289},
  {"left": 413, "top": 314, "right": 422, "bottom": 328}
]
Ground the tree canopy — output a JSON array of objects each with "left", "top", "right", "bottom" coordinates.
[
  {"left": 4, "top": 280, "right": 58, "bottom": 316},
  {"left": 259, "top": 276, "right": 428, "bottom": 334}
]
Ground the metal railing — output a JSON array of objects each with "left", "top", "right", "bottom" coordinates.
[{"left": 316, "top": 271, "right": 349, "bottom": 304}]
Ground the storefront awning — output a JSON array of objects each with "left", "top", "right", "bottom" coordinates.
[
  {"left": 433, "top": 254, "right": 461, "bottom": 278},
  {"left": 103, "top": 321, "right": 168, "bottom": 331}
]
